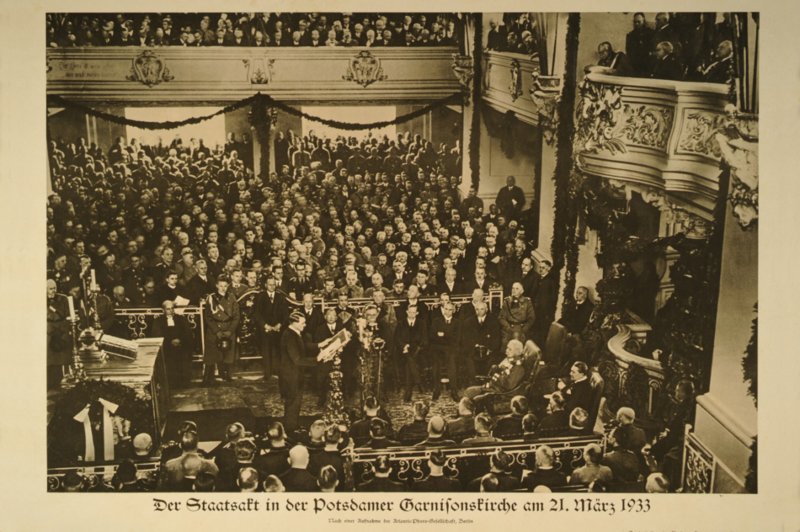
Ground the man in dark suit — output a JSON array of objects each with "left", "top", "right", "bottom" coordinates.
[
  {"left": 537, "top": 391, "right": 570, "bottom": 436},
  {"left": 459, "top": 300, "right": 502, "bottom": 380},
  {"left": 47, "top": 279, "right": 73, "bottom": 389},
  {"left": 428, "top": 302, "right": 461, "bottom": 401},
  {"left": 308, "top": 426, "right": 346, "bottom": 490},
  {"left": 279, "top": 312, "right": 321, "bottom": 433},
  {"left": 436, "top": 267, "right": 462, "bottom": 296},
  {"left": 467, "top": 451, "right": 520, "bottom": 491},
  {"left": 561, "top": 361, "right": 593, "bottom": 417},
  {"left": 701, "top": 40, "right": 734, "bottom": 84},
  {"left": 595, "top": 41, "right": 633, "bottom": 76},
  {"left": 253, "top": 421, "right": 291, "bottom": 479},
  {"left": 520, "top": 445, "right": 567, "bottom": 490},
  {"left": 412, "top": 450, "right": 461, "bottom": 492},
  {"left": 151, "top": 300, "right": 194, "bottom": 389},
  {"left": 394, "top": 304, "right": 428, "bottom": 401},
  {"left": 185, "top": 259, "right": 214, "bottom": 305},
  {"left": 495, "top": 175, "right": 526, "bottom": 222},
  {"left": 357, "top": 455, "right": 404, "bottom": 491},
  {"left": 254, "top": 277, "right": 289, "bottom": 379},
  {"left": 362, "top": 418, "right": 400, "bottom": 449},
  {"left": 493, "top": 395, "right": 528, "bottom": 440},
  {"left": 651, "top": 41, "right": 683, "bottom": 81},
  {"left": 280, "top": 445, "right": 318, "bottom": 492},
  {"left": 414, "top": 416, "right": 456, "bottom": 447},
  {"left": 626, "top": 12, "right": 656, "bottom": 76},
  {"left": 560, "top": 286, "right": 594, "bottom": 335},
  {"left": 532, "top": 260, "right": 557, "bottom": 347},
  {"left": 397, "top": 401, "right": 430, "bottom": 445},
  {"left": 446, "top": 398, "right": 476, "bottom": 442}
]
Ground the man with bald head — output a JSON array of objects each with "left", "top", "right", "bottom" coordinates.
[
  {"left": 460, "top": 299, "right": 502, "bottom": 379},
  {"left": 464, "top": 339, "right": 527, "bottom": 401},
  {"left": 152, "top": 299, "right": 194, "bottom": 389},
  {"left": 280, "top": 445, "right": 318, "bottom": 492}
]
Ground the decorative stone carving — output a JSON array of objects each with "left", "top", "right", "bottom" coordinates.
[
  {"left": 575, "top": 79, "right": 674, "bottom": 156},
  {"left": 677, "top": 110, "right": 726, "bottom": 158},
  {"left": 125, "top": 50, "right": 174, "bottom": 87},
  {"left": 483, "top": 61, "right": 492, "bottom": 92},
  {"left": 450, "top": 54, "right": 474, "bottom": 105},
  {"left": 620, "top": 105, "right": 674, "bottom": 150},
  {"left": 509, "top": 59, "right": 523, "bottom": 101},
  {"left": 683, "top": 432, "right": 715, "bottom": 493},
  {"left": 342, "top": 51, "right": 387, "bottom": 88},
  {"left": 717, "top": 106, "right": 758, "bottom": 230},
  {"left": 530, "top": 66, "right": 562, "bottom": 145},
  {"left": 574, "top": 79, "right": 626, "bottom": 155},
  {"left": 242, "top": 57, "right": 275, "bottom": 85}
]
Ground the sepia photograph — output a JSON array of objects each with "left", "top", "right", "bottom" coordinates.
[
  {"left": 3, "top": 0, "right": 800, "bottom": 527},
  {"left": 40, "top": 9, "right": 762, "bottom": 499}
]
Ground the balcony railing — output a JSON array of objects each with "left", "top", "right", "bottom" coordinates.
[
  {"left": 574, "top": 73, "right": 731, "bottom": 218},
  {"left": 46, "top": 46, "right": 461, "bottom": 103}
]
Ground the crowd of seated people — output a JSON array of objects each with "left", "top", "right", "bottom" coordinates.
[
  {"left": 53, "top": 387, "right": 687, "bottom": 493},
  {"left": 590, "top": 12, "right": 737, "bottom": 83},
  {"left": 46, "top": 12, "right": 462, "bottom": 48},
  {"left": 484, "top": 13, "right": 540, "bottom": 55},
  {"left": 46, "top": 126, "right": 569, "bottom": 394}
]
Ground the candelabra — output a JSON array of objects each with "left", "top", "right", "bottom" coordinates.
[{"left": 62, "top": 315, "right": 86, "bottom": 384}]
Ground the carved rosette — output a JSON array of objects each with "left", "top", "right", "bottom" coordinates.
[
  {"left": 620, "top": 104, "right": 674, "bottom": 151},
  {"left": 451, "top": 54, "right": 474, "bottom": 105},
  {"left": 126, "top": 50, "right": 174, "bottom": 87},
  {"left": 342, "top": 51, "right": 387, "bottom": 88},
  {"left": 242, "top": 57, "right": 275, "bottom": 85},
  {"left": 509, "top": 59, "right": 523, "bottom": 101}
]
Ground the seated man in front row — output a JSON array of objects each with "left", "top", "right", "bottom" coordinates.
[{"left": 463, "top": 339, "right": 526, "bottom": 401}]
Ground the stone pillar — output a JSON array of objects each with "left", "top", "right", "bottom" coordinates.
[{"left": 689, "top": 115, "right": 758, "bottom": 493}]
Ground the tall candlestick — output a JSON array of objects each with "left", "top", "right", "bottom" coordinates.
[
  {"left": 90, "top": 269, "right": 97, "bottom": 290},
  {"left": 67, "top": 295, "right": 76, "bottom": 320}
]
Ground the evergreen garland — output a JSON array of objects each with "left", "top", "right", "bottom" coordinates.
[
  {"left": 742, "top": 304, "right": 757, "bottom": 406},
  {"left": 48, "top": 92, "right": 463, "bottom": 132},
  {"left": 550, "top": 12, "right": 581, "bottom": 310},
  {"left": 469, "top": 14, "right": 483, "bottom": 190}
]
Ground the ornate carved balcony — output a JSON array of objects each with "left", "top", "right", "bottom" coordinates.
[
  {"left": 574, "top": 73, "right": 734, "bottom": 219},
  {"left": 46, "top": 46, "right": 461, "bottom": 103}
]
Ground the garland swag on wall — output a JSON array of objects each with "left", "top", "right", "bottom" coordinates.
[
  {"left": 469, "top": 13, "right": 483, "bottom": 190},
  {"left": 47, "top": 92, "right": 463, "bottom": 132},
  {"left": 549, "top": 12, "right": 581, "bottom": 316}
]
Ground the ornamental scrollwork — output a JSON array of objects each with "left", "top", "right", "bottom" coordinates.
[
  {"left": 620, "top": 105, "right": 674, "bottom": 151},
  {"left": 342, "top": 51, "right": 387, "bottom": 88},
  {"left": 509, "top": 59, "right": 523, "bottom": 101},
  {"left": 126, "top": 50, "right": 174, "bottom": 87},
  {"left": 574, "top": 79, "right": 626, "bottom": 155},
  {"left": 717, "top": 106, "right": 758, "bottom": 230},
  {"left": 451, "top": 54, "right": 474, "bottom": 105},
  {"left": 677, "top": 110, "right": 726, "bottom": 158}
]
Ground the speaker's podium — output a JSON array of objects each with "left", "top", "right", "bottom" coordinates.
[{"left": 47, "top": 337, "right": 169, "bottom": 468}]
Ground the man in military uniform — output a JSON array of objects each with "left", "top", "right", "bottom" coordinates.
[
  {"left": 498, "top": 282, "right": 535, "bottom": 347},
  {"left": 47, "top": 279, "right": 73, "bottom": 389},
  {"left": 203, "top": 274, "right": 240, "bottom": 385}
]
